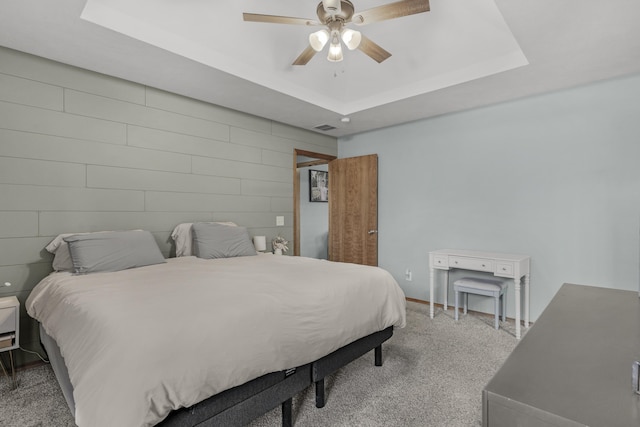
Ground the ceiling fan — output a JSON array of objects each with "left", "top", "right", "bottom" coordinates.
[{"left": 243, "top": 0, "right": 430, "bottom": 65}]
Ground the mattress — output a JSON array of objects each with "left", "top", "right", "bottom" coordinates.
[{"left": 26, "top": 254, "right": 406, "bottom": 427}]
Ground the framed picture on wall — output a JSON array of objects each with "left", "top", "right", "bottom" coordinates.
[{"left": 309, "top": 170, "right": 328, "bottom": 202}]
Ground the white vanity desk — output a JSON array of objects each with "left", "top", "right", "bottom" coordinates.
[{"left": 429, "top": 249, "right": 531, "bottom": 339}]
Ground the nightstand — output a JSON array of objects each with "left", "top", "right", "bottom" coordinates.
[{"left": 0, "top": 296, "right": 19, "bottom": 389}]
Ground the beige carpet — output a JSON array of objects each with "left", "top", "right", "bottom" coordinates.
[{"left": 0, "top": 301, "right": 518, "bottom": 426}]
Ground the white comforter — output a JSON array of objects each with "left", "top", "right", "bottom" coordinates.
[{"left": 26, "top": 255, "right": 406, "bottom": 427}]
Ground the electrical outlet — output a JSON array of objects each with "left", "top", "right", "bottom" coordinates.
[
  {"left": 276, "top": 216, "right": 285, "bottom": 226},
  {"left": 405, "top": 269, "right": 412, "bottom": 281}
]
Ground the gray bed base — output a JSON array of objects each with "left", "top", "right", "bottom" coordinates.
[
  {"left": 39, "top": 324, "right": 76, "bottom": 415},
  {"left": 39, "top": 324, "right": 393, "bottom": 426}
]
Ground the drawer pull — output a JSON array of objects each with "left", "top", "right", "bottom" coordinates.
[{"left": 502, "top": 267, "right": 506, "bottom": 271}]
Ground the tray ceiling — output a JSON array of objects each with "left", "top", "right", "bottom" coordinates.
[{"left": 0, "top": 0, "right": 639, "bottom": 136}]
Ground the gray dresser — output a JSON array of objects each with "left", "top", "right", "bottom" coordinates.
[{"left": 483, "top": 283, "right": 640, "bottom": 427}]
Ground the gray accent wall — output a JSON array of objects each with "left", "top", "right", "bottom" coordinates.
[
  {"left": 0, "top": 46, "right": 337, "bottom": 365},
  {"left": 339, "top": 73, "right": 640, "bottom": 322}
]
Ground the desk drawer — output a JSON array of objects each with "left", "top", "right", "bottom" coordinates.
[
  {"left": 449, "top": 256, "right": 493, "bottom": 272},
  {"left": 432, "top": 255, "right": 449, "bottom": 268},
  {"left": 495, "top": 262, "right": 514, "bottom": 277}
]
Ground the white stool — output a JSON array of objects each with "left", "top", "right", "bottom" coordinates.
[{"left": 453, "top": 277, "right": 506, "bottom": 330}]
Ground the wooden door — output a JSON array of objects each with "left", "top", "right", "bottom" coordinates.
[{"left": 328, "top": 154, "right": 378, "bottom": 266}]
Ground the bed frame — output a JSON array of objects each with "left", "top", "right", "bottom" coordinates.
[
  {"left": 311, "top": 326, "right": 393, "bottom": 409},
  {"left": 40, "top": 325, "right": 394, "bottom": 426}
]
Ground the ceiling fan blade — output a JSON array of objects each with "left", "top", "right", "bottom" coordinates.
[
  {"left": 292, "top": 45, "right": 318, "bottom": 66},
  {"left": 357, "top": 35, "right": 392, "bottom": 63},
  {"left": 351, "top": 0, "right": 429, "bottom": 26},
  {"left": 243, "top": 13, "right": 319, "bottom": 26}
]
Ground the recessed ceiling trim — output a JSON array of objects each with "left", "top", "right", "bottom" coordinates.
[
  {"left": 2, "top": 0, "right": 639, "bottom": 138},
  {"left": 80, "top": 0, "right": 347, "bottom": 113},
  {"left": 341, "top": 49, "right": 529, "bottom": 115},
  {"left": 80, "top": 0, "right": 528, "bottom": 116}
]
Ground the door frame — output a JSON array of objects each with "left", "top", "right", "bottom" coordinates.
[{"left": 293, "top": 149, "right": 337, "bottom": 256}]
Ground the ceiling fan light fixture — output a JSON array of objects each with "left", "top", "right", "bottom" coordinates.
[
  {"left": 245, "top": 0, "right": 430, "bottom": 66},
  {"left": 341, "top": 28, "right": 361, "bottom": 50},
  {"left": 309, "top": 29, "right": 330, "bottom": 52},
  {"left": 327, "top": 42, "right": 344, "bottom": 62}
]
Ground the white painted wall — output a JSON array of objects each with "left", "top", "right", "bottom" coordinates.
[{"left": 339, "top": 73, "right": 640, "bottom": 321}]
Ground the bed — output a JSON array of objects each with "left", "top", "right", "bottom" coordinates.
[{"left": 26, "top": 226, "right": 406, "bottom": 427}]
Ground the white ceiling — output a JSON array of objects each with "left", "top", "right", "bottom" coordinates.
[{"left": 1, "top": 0, "right": 639, "bottom": 137}]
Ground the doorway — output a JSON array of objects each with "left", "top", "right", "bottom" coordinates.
[
  {"left": 293, "top": 150, "right": 379, "bottom": 266},
  {"left": 293, "top": 149, "right": 336, "bottom": 257}
]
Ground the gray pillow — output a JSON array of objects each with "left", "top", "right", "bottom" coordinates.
[
  {"left": 192, "top": 223, "right": 257, "bottom": 259},
  {"left": 64, "top": 230, "right": 166, "bottom": 274}
]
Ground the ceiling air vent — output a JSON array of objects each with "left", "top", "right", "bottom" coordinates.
[{"left": 314, "top": 124, "right": 337, "bottom": 131}]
